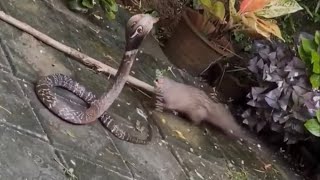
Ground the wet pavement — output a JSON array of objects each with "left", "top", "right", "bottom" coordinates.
[{"left": 0, "top": 0, "right": 303, "bottom": 179}]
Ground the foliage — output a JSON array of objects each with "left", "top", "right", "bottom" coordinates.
[
  {"left": 299, "top": 0, "right": 320, "bottom": 23},
  {"left": 67, "top": 0, "right": 118, "bottom": 20},
  {"left": 242, "top": 40, "right": 320, "bottom": 144},
  {"left": 190, "top": 0, "right": 302, "bottom": 44},
  {"left": 255, "top": 0, "right": 303, "bottom": 18},
  {"left": 192, "top": 0, "right": 227, "bottom": 35},
  {"left": 198, "top": 0, "right": 225, "bottom": 21},
  {"left": 297, "top": 31, "right": 320, "bottom": 90},
  {"left": 229, "top": 0, "right": 303, "bottom": 41},
  {"left": 233, "top": 31, "right": 252, "bottom": 51},
  {"left": 275, "top": 0, "right": 320, "bottom": 44},
  {"left": 304, "top": 110, "right": 320, "bottom": 137}
]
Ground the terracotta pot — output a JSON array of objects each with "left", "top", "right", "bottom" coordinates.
[{"left": 163, "top": 7, "right": 234, "bottom": 76}]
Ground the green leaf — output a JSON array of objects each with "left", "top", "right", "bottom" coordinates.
[
  {"left": 199, "top": 0, "right": 225, "bottom": 21},
  {"left": 316, "top": 110, "right": 320, "bottom": 122},
  {"left": 82, "top": 0, "right": 95, "bottom": 8},
  {"left": 108, "top": 0, "right": 118, "bottom": 12},
  {"left": 315, "top": 31, "right": 320, "bottom": 45},
  {"left": 256, "top": 0, "right": 303, "bottom": 18},
  {"left": 67, "top": 0, "right": 89, "bottom": 13},
  {"left": 304, "top": 119, "right": 320, "bottom": 137},
  {"left": 302, "top": 38, "right": 317, "bottom": 55},
  {"left": 211, "top": 1, "right": 225, "bottom": 21},
  {"left": 229, "top": 0, "right": 241, "bottom": 23},
  {"left": 99, "top": 0, "right": 118, "bottom": 20},
  {"left": 311, "top": 50, "right": 320, "bottom": 73},
  {"left": 199, "top": 0, "right": 211, "bottom": 9},
  {"left": 298, "top": 45, "right": 310, "bottom": 62},
  {"left": 105, "top": 11, "right": 116, "bottom": 20},
  {"left": 310, "top": 73, "right": 320, "bottom": 89}
]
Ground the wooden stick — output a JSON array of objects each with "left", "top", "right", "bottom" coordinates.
[{"left": 0, "top": 11, "right": 155, "bottom": 93}]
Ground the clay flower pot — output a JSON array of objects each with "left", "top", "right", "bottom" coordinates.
[{"left": 163, "top": 7, "right": 234, "bottom": 76}]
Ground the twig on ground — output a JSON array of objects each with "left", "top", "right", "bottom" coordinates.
[
  {"left": 0, "top": 105, "right": 12, "bottom": 115},
  {"left": 0, "top": 11, "right": 155, "bottom": 94}
]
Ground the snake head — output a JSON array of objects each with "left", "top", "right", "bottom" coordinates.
[{"left": 125, "top": 14, "right": 159, "bottom": 51}]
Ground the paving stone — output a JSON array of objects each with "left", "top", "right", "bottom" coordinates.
[
  {"left": 0, "top": 124, "right": 65, "bottom": 179},
  {"left": 0, "top": 70, "right": 46, "bottom": 139},
  {"left": 57, "top": 150, "right": 132, "bottom": 180},
  {"left": 0, "top": 0, "right": 123, "bottom": 63},
  {"left": 0, "top": 19, "right": 72, "bottom": 82},
  {"left": 151, "top": 111, "right": 302, "bottom": 180},
  {"left": 20, "top": 79, "right": 132, "bottom": 177},
  {"left": 0, "top": 0, "right": 306, "bottom": 179},
  {"left": 0, "top": 39, "right": 11, "bottom": 72},
  {"left": 171, "top": 146, "right": 228, "bottom": 180},
  {"left": 111, "top": 137, "right": 188, "bottom": 180}
]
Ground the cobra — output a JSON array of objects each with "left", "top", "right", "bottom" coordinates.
[{"left": 35, "top": 14, "right": 159, "bottom": 144}]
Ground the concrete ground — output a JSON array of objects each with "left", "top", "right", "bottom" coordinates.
[{"left": 0, "top": 0, "right": 303, "bottom": 179}]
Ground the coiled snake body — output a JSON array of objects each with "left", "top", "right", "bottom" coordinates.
[{"left": 35, "top": 14, "right": 158, "bottom": 144}]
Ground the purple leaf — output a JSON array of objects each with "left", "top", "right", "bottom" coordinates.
[
  {"left": 270, "top": 73, "right": 283, "bottom": 82},
  {"left": 248, "top": 57, "right": 259, "bottom": 73},
  {"left": 292, "top": 90, "right": 301, "bottom": 106},
  {"left": 293, "top": 85, "right": 308, "bottom": 95},
  {"left": 270, "top": 122, "right": 283, "bottom": 132},
  {"left": 287, "top": 69, "right": 306, "bottom": 79},
  {"left": 265, "top": 96, "right": 280, "bottom": 109},
  {"left": 278, "top": 92, "right": 291, "bottom": 111},
  {"left": 241, "top": 109, "right": 252, "bottom": 119},
  {"left": 269, "top": 64, "right": 277, "bottom": 73},
  {"left": 292, "top": 57, "right": 305, "bottom": 69},
  {"left": 266, "top": 88, "right": 281, "bottom": 100},
  {"left": 259, "top": 48, "right": 270, "bottom": 60},
  {"left": 268, "top": 52, "right": 277, "bottom": 62},
  {"left": 256, "top": 120, "right": 267, "bottom": 132},
  {"left": 279, "top": 115, "right": 290, "bottom": 124},
  {"left": 276, "top": 46, "right": 286, "bottom": 60},
  {"left": 247, "top": 99, "right": 264, "bottom": 108},
  {"left": 295, "top": 77, "right": 310, "bottom": 89},
  {"left": 251, "top": 87, "right": 268, "bottom": 100},
  {"left": 257, "top": 59, "right": 265, "bottom": 69},
  {"left": 272, "top": 111, "right": 283, "bottom": 122},
  {"left": 275, "top": 69, "right": 287, "bottom": 78}
]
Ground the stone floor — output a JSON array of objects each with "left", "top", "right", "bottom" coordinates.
[{"left": 0, "top": 0, "right": 304, "bottom": 179}]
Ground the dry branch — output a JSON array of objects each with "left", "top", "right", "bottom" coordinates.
[{"left": 0, "top": 10, "right": 155, "bottom": 93}]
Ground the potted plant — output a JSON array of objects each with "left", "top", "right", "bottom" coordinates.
[{"left": 163, "top": 0, "right": 303, "bottom": 76}]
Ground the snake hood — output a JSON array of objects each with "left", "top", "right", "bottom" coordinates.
[{"left": 125, "top": 14, "right": 159, "bottom": 51}]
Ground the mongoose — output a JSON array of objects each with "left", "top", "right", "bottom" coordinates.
[{"left": 154, "top": 76, "right": 255, "bottom": 143}]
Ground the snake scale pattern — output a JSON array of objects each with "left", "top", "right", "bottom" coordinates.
[
  {"left": 35, "top": 14, "right": 158, "bottom": 144},
  {"left": 36, "top": 73, "right": 151, "bottom": 144}
]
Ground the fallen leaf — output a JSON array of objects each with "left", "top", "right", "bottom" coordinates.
[
  {"left": 65, "top": 130, "right": 76, "bottom": 138},
  {"left": 161, "top": 118, "right": 166, "bottom": 124},
  {"left": 173, "top": 130, "right": 187, "bottom": 140}
]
